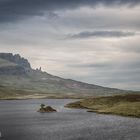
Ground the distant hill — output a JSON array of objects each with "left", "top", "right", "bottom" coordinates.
[{"left": 0, "top": 53, "right": 132, "bottom": 99}]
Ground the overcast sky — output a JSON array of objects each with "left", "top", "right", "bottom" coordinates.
[{"left": 0, "top": 0, "right": 140, "bottom": 90}]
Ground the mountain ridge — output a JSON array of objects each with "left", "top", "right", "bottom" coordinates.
[{"left": 0, "top": 53, "right": 131, "bottom": 99}]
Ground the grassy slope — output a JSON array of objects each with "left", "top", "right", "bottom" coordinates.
[
  {"left": 0, "top": 71, "right": 137, "bottom": 99},
  {"left": 0, "top": 86, "right": 29, "bottom": 99},
  {"left": 0, "top": 69, "right": 128, "bottom": 98},
  {"left": 65, "top": 94, "right": 140, "bottom": 118},
  {"left": 0, "top": 85, "right": 88, "bottom": 99}
]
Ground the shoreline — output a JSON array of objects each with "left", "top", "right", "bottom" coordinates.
[{"left": 0, "top": 96, "right": 84, "bottom": 100}]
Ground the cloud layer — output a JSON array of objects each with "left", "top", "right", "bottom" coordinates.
[
  {"left": 67, "top": 31, "right": 135, "bottom": 39},
  {"left": 0, "top": 0, "right": 140, "bottom": 23}
]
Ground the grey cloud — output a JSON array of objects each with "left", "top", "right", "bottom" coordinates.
[
  {"left": 67, "top": 31, "right": 136, "bottom": 39},
  {"left": 121, "top": 44, "right": 140, "bottom": 53},
  {"left": 71, "top": 60, "right": 140, "bottom": 70},
  {"left": 69, "top": 62, "right": 112, "bottom": 68},
  {"left": 65, "top": 58, "right": 140, "bottom": 89},
  {"left": 0, "top": 0, "right": 140, "bottom": 23}
]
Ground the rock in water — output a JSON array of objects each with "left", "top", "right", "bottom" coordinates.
[{"left": 38, "top": 105, "right": 57, "bottom": 113}]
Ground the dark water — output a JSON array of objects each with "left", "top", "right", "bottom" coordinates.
[{"left": 0, "top": 99, "right": 140, "bottom": 140}]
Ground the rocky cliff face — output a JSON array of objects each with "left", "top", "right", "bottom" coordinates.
[
  {"left": 0, "top": 65, "right": 27, "bottom": 75},
  {"left": 0, "top": 53, "right": 31, "bottom": 69},
  {"left": 0, "top": 53, "right": 31, "bottom": 75}
]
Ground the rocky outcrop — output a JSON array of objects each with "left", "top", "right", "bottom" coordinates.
[
  {"left": 0, "top": 53, "right": 31, "bottom": 69},
  {"left": 0, "top": 53, "right": 32, "bottom": 75},
  {"left": 38, "top": 104, "right": 57, "bottom": 113}
]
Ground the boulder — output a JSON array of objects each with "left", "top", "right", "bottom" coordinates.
[{"left": 38, "top": 105, "right": 57, "bottom": 113}]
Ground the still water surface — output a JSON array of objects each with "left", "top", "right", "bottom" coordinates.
[{"left": 0, "top": 99, "right": 140, "bottom": 140}]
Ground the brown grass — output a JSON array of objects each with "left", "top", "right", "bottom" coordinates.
[{"left": 65, "top": 94, "right": 140, "bottom": 118}]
